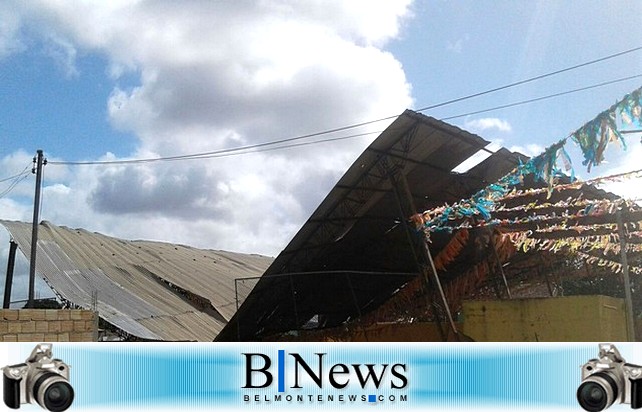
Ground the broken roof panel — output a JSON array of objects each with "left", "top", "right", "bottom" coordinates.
[
  {"left": 1, "top": 220, "right": 272, "bottom": 341},
  {"left": 217, "top": 110, "right": 528, "bottom": 341}
]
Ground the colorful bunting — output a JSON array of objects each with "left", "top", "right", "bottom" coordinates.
[{"left": 418, "top": 86, "right": 642, "bottom": 235}]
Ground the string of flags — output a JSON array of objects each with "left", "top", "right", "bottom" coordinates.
[
  {"left": 416, "top": 86, "right": 642, "bottom": 236},
  {"left": 503, "top": 230, "right": 642, "bottom": 256},
  {"left": 415, "top": 188, "right": 641, "bottom": 234}
]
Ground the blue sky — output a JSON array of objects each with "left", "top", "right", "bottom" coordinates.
[
  {"left": 0, "top": 1, "right": 641, "bottom": 302},
  {"left": 391, "top": 1, "right": 642, "bottom": 151}
]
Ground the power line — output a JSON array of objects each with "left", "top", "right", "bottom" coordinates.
[
  {"left": 49, "top": 74, "right": 642, "bottom": 167},
  {"left": 0, "top": 165, "right": 31, "bottom": 183},
  {"left": 49, "top": 130, "right": 381, "bottom": 165},
  {"left": 0, "top": 164, "right": 32, "bottom": 199},
  {"left": 47, "top": 45, "right": 642, "bottom": 167},
  {"left": 415, "top": 45, "right": 642, "bottom": 113},
  {"left": 441, "top": 73, "right": 642, "bottom": 121},
  {"left": 0, "top": 175, "right": 29, "bottom": 198}
]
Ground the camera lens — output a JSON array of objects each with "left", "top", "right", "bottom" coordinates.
[
  {"left": 33, "top": 372, "right": 74, "bottom": 412},
  {"left": 578, "top": 382, "right": 608, "bottom": 411},
  {"left": 577, "top": 372, "right": 618, "bottom": 412},
  {"left": 43, "top": 382, "right": 73, "bottom": 412}
]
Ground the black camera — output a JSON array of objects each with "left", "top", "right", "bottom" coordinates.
[
  {"left": 3, "top": 343, "right": 74, "bottom": 412},
  {"left": 578, "top": 343, "right": 642, "bottom": 411}
]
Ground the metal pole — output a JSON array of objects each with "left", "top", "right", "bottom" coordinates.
[
  {"left": 396, "top": 171, "right": 459, "bottom": 340},
  {"left": 386, "top": 168, "right": 446, "bottom": 340},
  {"left": 27, "top": 149, "right": 45, "bottom": 308},
  {"left": 617, "top": 211, "right": 636, "bottom": 341},
  {"left": 489, "top": 234, "right": 512, "bottom": 299},
  {"left": 289, "top": 275, "right": 300, "bottom": 328},
  {"left": 234, "top": 279, "right": 239, "bottom": 311},
  {"left": 345, "top": 273, "right": 362, "bottom": 318},
  {"left": 421, "top": 240, "right": 460, "bottom": 339},
  {"left": 3, "top": 241, "right": 18, "bottom": 308}
]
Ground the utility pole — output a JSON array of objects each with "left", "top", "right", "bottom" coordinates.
[{"left": 27, "top": 149, "right": 45, "bottom": 308}]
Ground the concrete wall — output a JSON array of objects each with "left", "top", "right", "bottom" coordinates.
[
  {"left": 0, "top": 309, "right": 98, "bottom": 342},
  {"left": 462, "top": 295, "right": 629, "bottom": 341}
]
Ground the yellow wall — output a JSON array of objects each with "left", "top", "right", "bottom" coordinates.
[
  {"left": 345, "top": 322, "right": 461, "bottom": 342},
  {"left": 462, "top": 295, "right": 629, "bottom": 342}
]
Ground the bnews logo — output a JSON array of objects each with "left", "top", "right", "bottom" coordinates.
[{"left": 242, "top": 350, "right": 409, "bottom": 404}]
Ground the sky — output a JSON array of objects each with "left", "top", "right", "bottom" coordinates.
[{"left": 0, "top": 1, "right": 641, "bottom": 302}]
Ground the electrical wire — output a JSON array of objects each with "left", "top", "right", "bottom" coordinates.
[
  {"left": 0, "top": 164, "right": 32, "bottom": 199},
  {"left": 0, "top": 174, "right": 29, "bottom": 197},
  {"left": 49, "top": 130, "right": 382, "bottom": 165},
  {"left": 49, "top": 43, "right": 642, "bottom": 167},
  {"left": 49, "top": 73, "right": 642, "bottom": 167},
  {"left": 0, "top": 164, "right": 31, "bottom": 183},
  {"left": 415, "top": 45, "right": 642, "bottom": 113},
  {"left": 441, "top": 73, "right": 642, "bottom": 121}
]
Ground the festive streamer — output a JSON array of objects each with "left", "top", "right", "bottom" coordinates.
[
  {"left": 433, "top": 228, "right": 470, "bottom": 271},
  {"left": 494, "top": 197, "right": 634, "bottom": 215},
  {"left": 501, "top": 168, "right": 642, "bottom": 201},
  {"left": 504, "top": 231, "right": 642, "bottom": 256},
  {"left": 422, "top": 201, "right": 641, "bottom": 235},
  {"left": 572, "top": 87, "right": 641, "bottom": 171},
  {"left": 418, "top": 86, "right": 642, "bottom": 235},
  {"left": 574, "top": 250, "right": 642, "bottom": 275},
  {"left": 416, "top": 170, "right": 642, "bottom": 235},
  {"left": 501, "top": 231, "right": 642, "bottom": 275}
]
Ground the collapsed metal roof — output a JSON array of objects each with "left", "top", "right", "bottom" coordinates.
[
  {"left": 217, "top": 110, "right": 528, "bottom": 341},
  {"left": 1, "top": 220, "right": 272, "bottom": 341}
]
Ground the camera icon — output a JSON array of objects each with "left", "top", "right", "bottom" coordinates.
[
  {"left": 578, "top": 343, "right": 642, "bottom": 411},
  {"left": 2, "top": 343, "right": 74, "bottom": 411}
]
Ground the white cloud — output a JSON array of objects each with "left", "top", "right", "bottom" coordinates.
[
  {"left": 465, "top": 117, "right": 513, "bottom": 133},
  {"left": 0, "top": 5, "right": 24, "bottom": 58},
  {"left": 0, "top": 1, "right": 414, "bottom": 262},
  {"left": 43, "top": 33, "right": 79, "bottom": 78},
  {"left": 447, "top": 34, "right": 469, "bottom": 54},
  {"left": 598, "top": 140, "right": 642, "bottom": 201},
  {"left": 509, "top": 143, "right": 545, "bottom": 157}
]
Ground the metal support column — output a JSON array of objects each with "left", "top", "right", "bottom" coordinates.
[
  {"left": 384, "top": 163, "right": 447, "bottom": 340},
  {"left": 390, "top": 166, "right": 459, "bottom": 340},
  {"left": 345, "top": 273, "right": 363, "bottom": 318},
  {"left": 3, "top": 240, "right": 18, "bottom": 308},
  {"left": 289, "top": 275, "right": 300, "bottom": 329},
  {"left": 489, "top": 234, "right": 512, "bottom": 299},
  {"left": 537, "top": 257, "right": 554, "bottom": 297},
  {"left": 617, "top": 211, "right": 636, "bottom": 341}
]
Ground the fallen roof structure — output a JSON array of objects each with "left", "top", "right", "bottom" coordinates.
[
  {"left": 1, "top": 220, "right": 272, "bottom": 341},
  {"left": 217, "top": 90, "right": 642, "bottom": 341},
  {"left": 216, "top": 109, "right": 529, "bottom": 341}
]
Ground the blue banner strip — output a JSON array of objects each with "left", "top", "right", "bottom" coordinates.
[
  {"left": 278, "top": 349, "right": 285, "bottom": 393},
  {"left": 2, "top": 342, "right": 617, "bottom": 410}
]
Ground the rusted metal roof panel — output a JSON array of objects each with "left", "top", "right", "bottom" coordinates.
[{"left": 0, "top": 220, "right": 272, "bottom": 341}]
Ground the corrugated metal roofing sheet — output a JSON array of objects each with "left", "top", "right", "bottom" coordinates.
[
  {"left": 217, "top": 110, "right": 529, "bottom": 341},
  {"left": 0, "top": 220, "right": 272, "bottom": 341}
]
